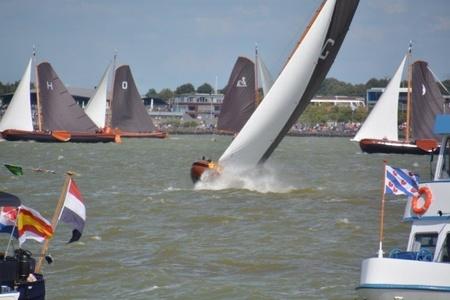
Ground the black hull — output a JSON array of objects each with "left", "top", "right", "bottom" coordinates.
[
  {"left": 1, "top": 129, "right": 116, "bottom": 143},
  {"left": 17, "top": 273, "right": 45, "bottom": 300},
  {"left": 359, "top": 139, "right": 439, "bottom": 155}
]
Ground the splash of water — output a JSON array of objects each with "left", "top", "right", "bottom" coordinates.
[{"left": 194, "top": 164, "right": 298, "bottom": 193}]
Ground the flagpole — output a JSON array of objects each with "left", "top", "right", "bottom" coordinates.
[
  {"left": 4, "top": 207, "right": 21, "bottom": 260},
  {"left": 35, "top": 172, "right": 73, "bottom": 273},
  {"left": 378, "top": 160, "right": 387, "bottom": 258}
]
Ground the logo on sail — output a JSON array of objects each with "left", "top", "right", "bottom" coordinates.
[
  {"left": 319, "top": 38, "right": 335, "bottom": 60},
  {"left": 236, "top": 77, "right": 247, "bottom": 88},
  {"left": 421, "top": 84, "right": 426, "bottom": 96},
  {"left": 122, "top": 81, "right": 128, "bottom": 90}
]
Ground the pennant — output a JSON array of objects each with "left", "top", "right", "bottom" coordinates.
[
  {"left": 4, "top": 164, "right": 23, "bottom": 176},
  {"left": 58, "top": 178, "right": 86, "bottom": 243}
]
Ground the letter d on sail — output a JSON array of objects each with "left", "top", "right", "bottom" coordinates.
[
  {"left": 46, "top": 81, "right": 53, "bottom": 90},
  {"left": 122, "top": 81, "right": 128, "bottom": 90}
]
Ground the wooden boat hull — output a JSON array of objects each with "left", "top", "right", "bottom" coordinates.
[
  {"left": 190, "top": 160, "right": 222, "bottom": 183},
  {"left": 359, "top": 138, "right": 439, "bottom": 155},
  {"left": 1, "top": 129, "right": 116, "bottom": 143},
  {"left": 117, "top": 131, "right": 167, "bottom": 139}
]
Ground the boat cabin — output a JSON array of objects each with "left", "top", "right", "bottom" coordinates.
[{"left": 393, "top": 115, "right": 450, "bottom": 263}]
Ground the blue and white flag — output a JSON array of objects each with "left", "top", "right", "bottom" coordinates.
[{"left": 385, "top": 165, "right": 419, "bottom": 196}]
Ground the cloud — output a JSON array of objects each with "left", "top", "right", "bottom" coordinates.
[
  {"left": 432, "top": 16, "right": 450, "bottom": 31},
  {"left": 369, "top": 0, "right": 408, "bottom": 15}
]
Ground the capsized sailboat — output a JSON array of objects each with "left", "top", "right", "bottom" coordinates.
[
  {"left": 354, "top": 54, "right": 443, "bottom": 154},
  {"left": 357, "top": 115, "right": 450, "bottom": 299},
  {"left": 2, "top": 62, "right": 117, "bottom": 143},
  {"left": 110, "top": 65, "right": 166, "bottom": 138},
  {"left": 191, "top": 0, "right": 359, "bottom": 183}
]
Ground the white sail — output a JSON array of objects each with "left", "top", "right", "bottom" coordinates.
[
  {"left": 0, "top": 59, "right": 33, "bottom": 132},
  {"left": 352, "top": 55, "right": 407, "bottom": 142},
  {"left": 256, "top": 54, "right": 274, "bottom": 97},
  {"left": 219, "top": 0, "right": 336, "bottom": 169},
  {"left": 85, "top": 64, "right": 111, "bottom": 128}
]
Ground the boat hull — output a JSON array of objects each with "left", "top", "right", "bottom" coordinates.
[
  {"left": 117, "top": 131, "right": 167, "bottom": 139},
  {"left": 190, "top": 160, "right": 221, "bottom": 183},
  {"left": 1, "top": 129, "right": 116, "bottom": 143},
  {"left": 359, "top": 138, "right": 439, "bottom": 155},
  {"left": 357, "top": 257, "right": 450, "bottom": 300},
  {"left": 357, "top": 287, "right": 450, "bottom": 300}
]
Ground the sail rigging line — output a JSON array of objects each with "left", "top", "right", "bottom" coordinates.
[
  {"left": 34, "top": 47, "right": 43, "bottom": 131},
  {"left": 405, "top": 44, "right": 413, "bottom": 141},
  {"left": 255, "top": 44, "right": 260, "bottom": 106}
]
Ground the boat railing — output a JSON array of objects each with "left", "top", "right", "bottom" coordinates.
[{"left": 389, "top": 248, "right": 433, "bottom": 262}]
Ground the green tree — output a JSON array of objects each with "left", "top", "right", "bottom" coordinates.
[
  {"left": 158, "top": 88, "right": 174, "bottom": 100},
  {"left": 145, "top": 88, "right": 158, "bottom": 98},
  {"left": 196, "top": 83, "right": 213, "bottom": 94},
  {"left": 0, "top": 81, "right": 19, "bottom": 94},
  {"left": 175, "top": 83, "right": 195, "bottom": 95}
]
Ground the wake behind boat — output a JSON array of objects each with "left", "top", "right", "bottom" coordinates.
[
  {"left": 357, "top": 114, "right": 450, "bottom": 299},
  {"left": 191, "top": 0, "right": 359, "bottom": 183}
]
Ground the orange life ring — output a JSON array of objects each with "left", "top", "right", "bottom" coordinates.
[{"left": 411, "top": 187, "right": 432, "bottom": 215}]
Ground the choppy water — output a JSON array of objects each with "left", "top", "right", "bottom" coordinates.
[{"left": 0, "top": 136, "right": 433, "bottom": 299}]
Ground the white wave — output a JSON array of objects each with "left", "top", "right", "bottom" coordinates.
[{"left": 194, "top": 164, "right": 297, "bottom": 193}]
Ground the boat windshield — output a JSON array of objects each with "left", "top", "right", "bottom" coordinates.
[
  {"left": 440, "top": 233, "right": 450, "bottom": 262},
  {"left": 435, "top": 136, "right": 450, "bottom": 180},
  {"left": 413, "top": 232, "right": 438, "bottom": 256}
]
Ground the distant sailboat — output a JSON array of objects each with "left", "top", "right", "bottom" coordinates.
[
  {"left": 217, "top": 49, "right": 274, "bottom": 135},
  {"left": 354, "top": 49, "right": 444, "bottom": 154},
  {"left": 0, "top": 58, "right": 33, "bottom": 132},
  {"left": 85, "top": 64, "right": 111, "bottom": 129},
  {"left": 2, "top": 61, "right": 117, "bottom": 143},
  {"left": 216, "top": 57, "right": 256, "bottom": 134},
  {"left": 255, "top": 45, "right": 274, "bottom": 104},
  {"left": 110, "top": 65, "right": 166, "bottom": 138},
  {"left": 191, "top": 0, "right": 359, "bottom": 182}
]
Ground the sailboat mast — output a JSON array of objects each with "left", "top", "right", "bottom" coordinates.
[
  {"left": 33, "top": 46, "right": 43, "bottom": 131},
  {"left": 255, "top": 44, "right": 260, "bottom": 105},
  {"left": 405, "top": 41, "right": 412, "bottom": 141},
  {"left": 107, "top": 50, "right": 118, "bottom": 128}
]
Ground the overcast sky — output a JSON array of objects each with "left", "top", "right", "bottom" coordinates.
[{"left": 1, "top": 0, "right": 449, "bottom": 94}]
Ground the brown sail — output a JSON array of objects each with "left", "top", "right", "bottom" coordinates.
[
  {"left": 217, "top": 57, "right": 256, "bottom": 134},
  {"left": 38, "top": 62, "right": 98, "bottom": 132},
  {"left": 411, "top": 60, "right": 445, "bottom": 141},
  {"left": 111, "top": 65, "right": 157, "bottom": 133}
]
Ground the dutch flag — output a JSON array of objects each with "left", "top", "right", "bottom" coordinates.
[{"left": 58, "top": 178, "right": 86, "bottom": 243}]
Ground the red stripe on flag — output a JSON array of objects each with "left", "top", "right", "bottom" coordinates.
[
  {"left": 68, "top": 179, "right": 84, "bottom": 204},
  {"left": 19, "top": 209, "right": 52, "bottom": 228}
]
